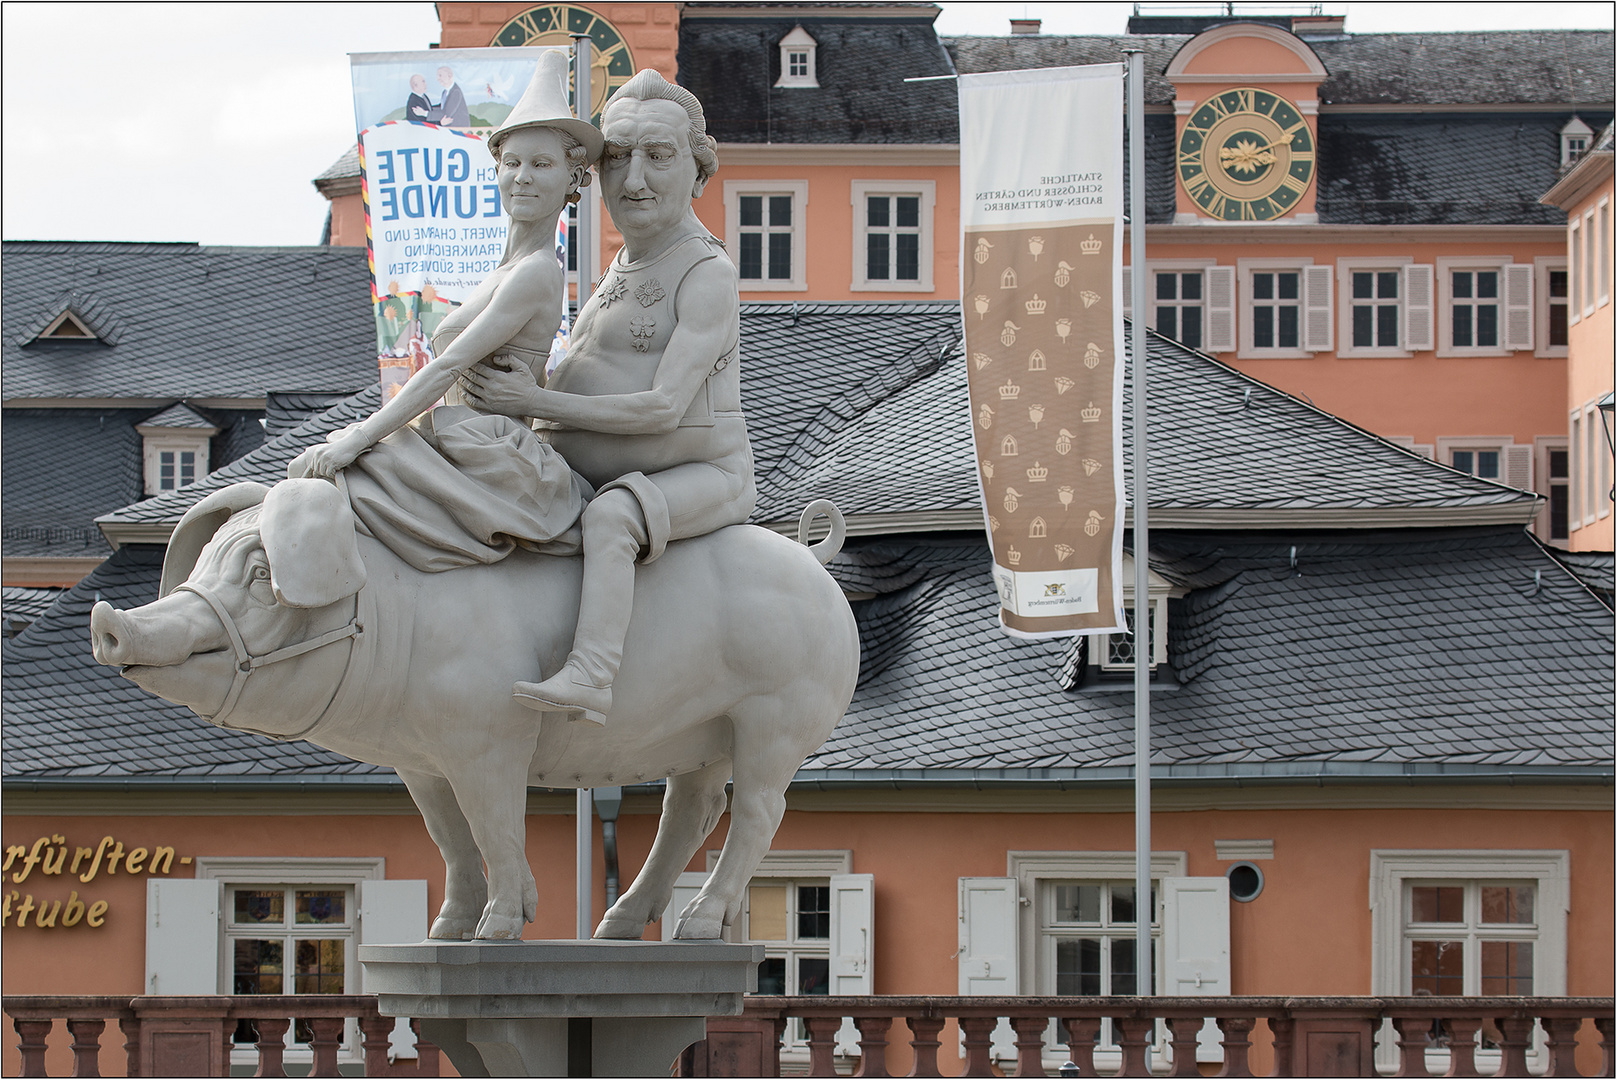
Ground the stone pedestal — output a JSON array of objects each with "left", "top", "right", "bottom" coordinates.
[{"left": 358, "top": 939, "right": 764, "bottom": 1077}]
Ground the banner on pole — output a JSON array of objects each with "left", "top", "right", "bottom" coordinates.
[{"left": 958, "top": 64, "right": 1127, "bottom": 639}]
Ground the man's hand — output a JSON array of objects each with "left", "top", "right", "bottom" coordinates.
[
  {"left": 288, "top": 431, "right": 370, "bottom": 480},
  {"left": 463, "top": 354, "right": 542, "bottom": 418}
]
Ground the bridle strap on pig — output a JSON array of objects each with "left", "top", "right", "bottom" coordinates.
[{"left": 174, "top": 581, "right": 363, "bottom": 736}]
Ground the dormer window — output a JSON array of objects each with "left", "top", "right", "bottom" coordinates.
[
  {"left": 1095, "top": 553, "right": 1174, "bottom": 676},
  {"left": 1561, "top": 116, "right": 1594, "bottom": 165},
  {"left": 137, "top": 404, "right": 219, "bottom": 496},
  {"left": 775, "top": 25, "right": 819, "bottom": 89},
  {"left": 37, "top": 311, "right": 97, "bottom": 340}
]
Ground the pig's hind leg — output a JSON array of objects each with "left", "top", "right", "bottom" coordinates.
[{"left": 397, "top": 767, "right": 488, "bottom": 940}]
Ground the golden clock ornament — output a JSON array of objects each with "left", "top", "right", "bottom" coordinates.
[
  {"left": 1177, "top": 87, "right": 1316, "bottom": 221},
  {"left": 494, "top": 5, "right": 635, "bottom": 124}
]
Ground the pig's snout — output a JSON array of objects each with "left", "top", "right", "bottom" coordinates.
[{"left": 90, "top": 601, "right": 134, "bottom": 666}]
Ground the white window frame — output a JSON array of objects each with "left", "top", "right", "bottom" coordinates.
[
  {"left": 1145, "top": 259, "right": 1217, "bottom": 352},
  {"left": 849, "top": 180, "right": 936, "bottom": 292},
  {"left": 1434, "top": 436, "right": 1530, "bottom": 490},
  {"left": 1236, "top": 259, "right": 1319, "bottom": 359},
  {"left": 1091, "top": 553, "right": 1174, "bottom": 673},
  {"left": 1572, "top": 399, "right": 1612, "bottom": 526},
  {"left": 1336, "top": 256, "right": 1414, "bottom": 358},
  {"left": 773, "top": 25, "right": 819, "bottom": 89},
  {"left": 1436, "top": 257, "right": 1512, "bottom": 357},
  {"left": 1569, "top": 218, "right": 1584, "bottom": 325},
  {"left": 1368, "top": 850, "right": 1568, "bottom": 1075},
  {"left": 141, "top": 433, "right": 211, "bottom": 496},
  {"left": 1535, "top": 256, "right": 1570, "bottom": 358},
  {"left": 722, "top": 181, "right": 808, "bottom": 292},
  {"left": 1598, "top": 197, "right": 1610, "bottom": 307},
  {"left": 1584, "top": 207, "right": 1600, "bottom": 317},
  {"left": 1560, "top": 117, "right": 1594, "bottom": 165}
]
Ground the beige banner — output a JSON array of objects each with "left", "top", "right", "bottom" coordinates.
[{"left": 963, "top": 221, "right": 1121, "bottom": 636}]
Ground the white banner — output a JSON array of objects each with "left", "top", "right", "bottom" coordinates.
[{"left": 959, "top": 64, "right": 1126, "bottom": 639}]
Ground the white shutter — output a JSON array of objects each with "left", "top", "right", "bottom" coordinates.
[
  {"left": 1505, "top": 445, "right": 1533, "bottom": 491},
  {"left": 1303, "top": 265, "right": 1333, "bottom": 351},
  {"left": 829, "top": 873, "right": 874, "bottom": 1055},
  {"left": 958, "top": 877, "right": 1019, "bottom": 1061},
  {"left": 146, "top": 878, "right": 221, "bottom": 994},
  {"left": 1162, "top": 876, "right": 1231, "bottom": 1064},
  {"left": 1505, "top": 263, "right": 1534, "bottom": 350},
  {"left": 661, "top": 871, "right": 709, "bottom": 941},
  {"left": 359, "top": 879, "right": 429, "bottom": 1059},
  {"left": 1204, "top": 266, "right": 1236, "bottom": 353},
  {"left": 1404, "top": 265, "right": 1435, "bottom": 352}
]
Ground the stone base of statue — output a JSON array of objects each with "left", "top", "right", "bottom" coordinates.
[{"left": 358, "top": 939, "right": 764, "bottom": 1077}]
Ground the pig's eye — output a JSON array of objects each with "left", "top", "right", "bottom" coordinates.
[{"left": 252, "top": 566, "right": 270, "bottom": 581}]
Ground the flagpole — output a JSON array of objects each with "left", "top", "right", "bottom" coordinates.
[
  {"left": 572, "top": 31, "right": 595, "bottom": 943},
  {"left": 1124, "top": 47, "right": 1152, "bottom": 996}
]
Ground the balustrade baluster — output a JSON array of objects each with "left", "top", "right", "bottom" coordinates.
[
  {"left": 957, "top": 1016, "right": 997, "bottom": 1078},
  {"left": 1058, "top": 1017, "right": 1101, "bottom": 1077},
  {"left": 1164, "top": 1015, "right": 1204, "bottom": 1077},
  {"left": 119, "top": 1016, "right": 142, "bottom": 1079},
  {"left": 66, "top": 1017, "right": 105, "bottom": 1078},
  {"left": 905, "top": 1015, "right": 946, "bottom": 1078},
  {"left": 1009, "top": 1015, "right": 1049, "bottom": 1077},
  {"left": 1389, "top": 1016, "right": 1431, "bottom": 1077},
  {"left": 250, "top": 1016, "right": 291, "bottom": 1077},
  {"left": 304, "top": 1016, "right": 346, "bottom": 1078},
  {"left": 853, "top": 1016, "right": 893, "bottom": 1077},
  {"left": 409, "top": 1016, "right": 444, "bottom": 1077},
  {"left": 1540, "top": 1016, "right": 1582, "bottom": 1078},
  {"left": 803, "top": 1015, "right": 842, "bottom": 1077},
  {"left": 14, "top": 1017, "right": 53, "bottom": 1079},
  {"left": 359, "top": 1010, "right": 393, "bottom": 1077},
  {"left": 1595, "top": 1015, "right": 1615, "bottom": 1078},
  {"left": 1492, "top": 1015, "right": 1534, "bottom": 1078},
  {"left": 1112, "top": 1015, "right": 1153, "bottom": 1077},
  {"left": 1440, "top": 1017, "right": 1483, "bottom": 1078},
  {"left": 1213, "top": 1016, "right": 1254, "bottom": 1078}
]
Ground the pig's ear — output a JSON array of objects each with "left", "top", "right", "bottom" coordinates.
[
  {"left": 260, "top": 479, "right": 367, "bottom": 608},
  {"left": 161, "top": 482, "right": 273, "bottom": 597}
]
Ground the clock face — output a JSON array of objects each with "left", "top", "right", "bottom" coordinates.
[
  {"left": 493, "top": 5, "right": 635, "bottom": 123},
  {"left": 1177, "top": 87, "right": 1316, "bottom": 221}
]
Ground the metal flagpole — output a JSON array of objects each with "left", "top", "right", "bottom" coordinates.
[
  {"left": 572, "top": 32, "right": 595, "bottom": 942},
  {"left": 1124, "top": 47, "right": 1152, "bottom": 996}
]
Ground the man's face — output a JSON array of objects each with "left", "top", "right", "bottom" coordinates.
[
  {"left": 598, "top": 98, "right": 699, "bottom": 239},
  {"left": 410, "top": 75, "right": 426, "bottom": 93},
  {"left": 437, "top": 68, "right": 454, "bottom": 89}
]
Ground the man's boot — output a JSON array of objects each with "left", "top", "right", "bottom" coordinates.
[{"left": 513, "top": 492, "right": 646, "bottom": 725}]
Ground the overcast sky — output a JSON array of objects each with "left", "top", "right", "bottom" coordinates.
[{"left": 4, "top": 2, "right": 1612, "bottom": 247}]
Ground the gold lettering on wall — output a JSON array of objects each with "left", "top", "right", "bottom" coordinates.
[{"left": 1, "top": 831, "right": 193, "bottom": 930}]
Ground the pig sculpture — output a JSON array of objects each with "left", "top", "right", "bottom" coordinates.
[{"left": 90, "top": 478, "right": 859, "bottom": 941}]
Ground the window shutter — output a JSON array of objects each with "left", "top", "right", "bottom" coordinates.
[
  {"left": 1505, "top": 445, "right": 1533, "bottom": 491},
  {"left": 661, "top": 871, "right": 709, "bottom": 941},
  {"left": 1404, "top": 265, "right": 1435, "bottom": 351},
  {"left": 958, "top": 877, "right": 1019, "bottom": 1061},
  {"left": 359, "top": 879, "right": 429, "bottom": 1058},
  {"left": 829, "top": 873, "right": 875, "bottom": 1055},
  {"left": 1303, "top": 265, "right": 1333, "bottom": 351},
  {"left": 1505, "top": 263, "right": 1535, "bottom": 350},
  {"left": 1204, "top": 266, "right": 1236, "bottom": 353},
  {"left": 1163, "top": 876, "right": 1231, "bottom": 1063},
  {"left": 146, "top": 878, "right": 221, "bottom": 994}
]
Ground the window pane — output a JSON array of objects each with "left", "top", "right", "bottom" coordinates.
[
  {"left": 1056, "top": 938, "right": 1102, "bottom": 995},
  {"left": 1453, "top": 304, "right": 1473, "bottom": 347},
  {"left": 1377, "top": 304, "right": 1399, "bottom": 347},
  {"left": 1550, "top": 449, "right": 1569, "bottom": 479},
  {"left": 1253, "top": 273, "right": 1274, "bottom": 300},
  {"left": 293, "top": 938, "right": 345, "bottom": 994},
  {"left": 295, "top": 890, "right": 345, "bottom": 925},
  {"left": 896, "top": 234, "right": 919, "bottom": 281},
  {"left": 1451, "top": 451, "right": 1474, "bottom": 476},
  {"left": 756, "top": 957, "right": 786, "bottom": 994},
  {"left": 797, "top": 885, "right": 830, "bottom": 939},
  {"left": 1056, "top": 884, "right": 1101, "bottom": 923},
  {"left": 739, "top": 233, "right": 762, "bottom": 279},
  {"left": 1353, "top": 272, "right": 1374, "bottom": 299},
  {"left": 1377, "top": 271, "right": 1399, "bottom": 298},
  {"left": 1278, "top": 306, "right": 1299, "bottom": 348},
  {"left": 1253, "top": 307, "right": 1274, "bottom": 348},
  {"left": 767, "top": 233, "right": 792, "bottom": 280},
  {"left": 1480, "top": 885, "right": 1534, "bottom": 924},
  {"left": 896, "top": 196, "right": 919, "bottom": 228},
  {"left": 739, "top": 195, "right": 762, "bottom": 228},
  {"left": 179, "top": 452, "right": 195, "bottom": 486},
  {"left": 798, "top": 956, "right": 830, "bottom": 995},
  {"left": 1181, "top": 307, "right": 1202, "bottom": 349},
  {"left": 1110, "top": 937, "right": 1138, "bottom": 994},
  {"left": 1476, "top": 451, "right": 1499, "bottom": 479},
  {"left": 867, "top": 195, "right": 889, "bottom": 228},
  {"left": 1551, "top": 483, "right": 1569, "bottom": 540},
  {"left": 233, "top": 939, "right": 284, "bottom": 994},
  {"left": 749, "top": 885, "right": 788, "bottom": 940},
  {"left": 1412, "top": 885, "right": 1464, "bottom": 923},
  {"left": 1110, "top": 885, "right": 1137, "bottom": 925},
  {"left": 1157, "top": 307, "right": 1179, "bottom": 341},
  {"left": 1480, "top": 941, "right": 1533, "bottom": 996},
  {"left": 1453, "top": 271, "right": 1473, "bottom": 299},
  {"left": 1181, "top": 272, "right": 1202, "bottom": 301},
  {"left": 1410, "top": 940, "right": 1464, "bottom": 995},
  {"left": 1157, "top": 274, "right": 1178, "bottom": 301},
  {"left": 234, "top": 890, "right": 285, "bottom": 925},
  {"left": 1353, "top": 305, "right": 1373, "bottom": 347},
  {"left": 1476, "top": 304, "right": 1497, "bottom": 347},
  {"left": 768, "top": 195, "right": 792, "bottom": 227},
  {"left": 1550, "top": 302, "right": 1569, "bottom": 347},
  {"left": 1278, "top": 273, "right": 1299, "bottom": 301},
  {"left": 1550, "top": 269, "right": 1568, "bottom": 298},
  {"left": 867, "top": 233, "right": 890, "bottom": 280},
  {"left": 1476, "top": 271, "right": 1498, "bottom": 299}
]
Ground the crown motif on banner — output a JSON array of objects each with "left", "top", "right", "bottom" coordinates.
[
  {"left": 1007, "top": 546, "right": 1022, "bottom": 566},
  {"left": 1026, "top": 461, "right": 1049, "bottom": 482},
  {"left": 1081, "top": 401, "right": 1102, "bottom": 423},
  {"left": 998, "top": 380, "right": 1021, "bottom": 400},
  {"left": 1080, "top": 233, "right": 1103, "bottom": 255},
  {"left": 1025, "top": 294, "right": 1047, "bottom": 316}
]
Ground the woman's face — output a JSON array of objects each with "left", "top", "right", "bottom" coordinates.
[{"left": 496, "top": 127, "right": 578, "bottom": 223}]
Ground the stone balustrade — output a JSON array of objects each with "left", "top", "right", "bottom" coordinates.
[{"left": 2, "top": 995, "right": 439, "bottom": 1078}]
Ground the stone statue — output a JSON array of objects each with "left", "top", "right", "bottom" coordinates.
[{"left": 86, "top": 63, "right": 860, "bottom": 945}]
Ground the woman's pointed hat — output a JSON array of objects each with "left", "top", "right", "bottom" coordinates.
[{"left": 488, "top": 49, "right": 604, "bottom": 163}]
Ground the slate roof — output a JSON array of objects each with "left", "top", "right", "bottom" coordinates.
[
  {"left": 3, "top": 586, "right": 65, "bottom": 638},
  {"left": 1546, "top": 548, "right": 1616, "bottom": 610},
  {"left": 2, "top": 242, "right": 377, "bottom": 402},
  {"left": 139, "top": 403, "right": 218, "bottom": 430},
  {"left": 92, "top": 304, "right": 1536, "bottom": 538},
  {"left": 3, "top": 409, "right": 146, "bottom": 558}
]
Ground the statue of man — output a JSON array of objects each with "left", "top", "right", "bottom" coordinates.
[{"left": 464, "top": 69, "right": 755, "bottom": 726}]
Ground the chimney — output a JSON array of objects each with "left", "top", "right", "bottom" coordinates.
[{"left": 1010, "top": 18, "right": 1041, "bottom": 35}]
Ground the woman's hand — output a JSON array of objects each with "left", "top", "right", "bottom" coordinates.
[
  {"left": 287, "top": 431, "right": 370, "bottom": 480},
  {"left": 463, "top": 354, "right": 543, "bottom": 418}
]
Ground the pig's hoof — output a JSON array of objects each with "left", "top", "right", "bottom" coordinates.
[
  {"left": 674, "top": 913, "right": 723, "bottom": 940},
  {"left": 594, "top": 906, "right": 647, "bottom": 939},
  {"left": 429, "top": 915, "right": 477, "bottom": 940},
  {"left": 476, "top": 910, "right": 525, "bottom": 940}
]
